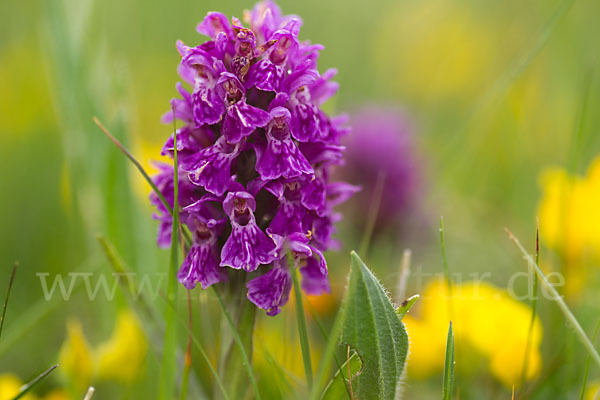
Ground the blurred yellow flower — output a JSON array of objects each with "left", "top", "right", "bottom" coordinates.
[
  {"left": 586, "top": 380, "right": 600, "bottom": 400},
  {"left": 0, "top": 374, "right": 37, "bottom": 400},
  {"left": 58, "top": 320, "right": 94, "bottom": 392},
  {"left": 538, "top": 156, "right": 600, "bottom": 262},
  {"left": 41, "top": 390, "right": 69, "bottom": 400},
  {"left": 58, "top": 309, "right": 147, "bottom": 391},
  {"left": 404, "top": 278, "right": 542, "bottom": 387},
  {"left": 130, "top": 138, "right": 167, "bottom": 203},
  {"left": 95, "top": 310, "right": 147, "bottom": 383},
  {"left": 0, "top": 374, "right": 69, "bottom": 400}
]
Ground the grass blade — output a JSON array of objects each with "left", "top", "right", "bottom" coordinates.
[
  {"left": 310, "top": 303, "right": 345, "bottom": 400},
  {"left": 359, "top": 170, "right": 385, "bottom": 257},
  {"left": 93, "top": 116, "right": 192, "bottom": 247},
  {"left": 442, "top": 322, "right": 455, "bottom": 400},
  {"left": 439, "top": 217, "right": 453, "bottom": 294},
  {"left": 93, "top": 116, "right": 171, "bottom": 214},
  {"left": 506, "top": 228, "right": 600, "bottom": 367},
  {"left": 292, "top": 266, "right": 313, "bottom": 389},
  {"left": 12, "top": 364, "right": 58, "bottom": 400},
  {"left": 158, "top": 109, "right": 180, "bottom": 400},
  {"left": 0, "top": 262, "right": 18, "bottom": 340},
  {"left": 179, "top": 291, "right": 193, "bottom": 400},
  {"left": 97, "top": 234, "right": 225, "bottom": 398},
  {"left": 304, "top": 299, "right": 352, "bottom": 399},
  {"left": 520, "top": 219, "right": 540, "bottom": 386},
  {"left": 212, "top": 287, "right": 262, "bottom": 400},
  {"left": 579, "top": 319, "right": 600, "bottom": 400}
]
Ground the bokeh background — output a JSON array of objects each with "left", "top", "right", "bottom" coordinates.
[{"left": 1, "top": 0, "right": 600, "bottom": 398}]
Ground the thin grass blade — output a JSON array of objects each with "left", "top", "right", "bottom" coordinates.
[
  {"left": 506, "top": 228, "right": 600, "bottom": 367},
  {"left": 12, "top": 364, "right": 58, "bottom": 400},
  {"left": 359, "top": 170, "right": 386, "bottom": 256},
  {"left": 521, "top": 219, "right": 540, "bottom": 386},
  {"left": 292, "top": 265, "right": 313, "bottom": 389},
  {"left": 442, "top": 322, "right": 455, "bottom": 400},
  {"left": 579, "top": 319, "right": 600, "bottom": 400},
  {"left": 0, "top": 262, "right": 18, "bottom": 340},
  {"left": 93, "top": 116, "right": 192, "bottom": 247},
  {"left": 305, "top": 299, "right": 352, "bottom": 399},
  {"left": 97, "top": 235, "right": 223, "bottom": 398}
]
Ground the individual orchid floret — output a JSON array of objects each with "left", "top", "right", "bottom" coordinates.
[
  {"left": 254, "top": 106, "right": 313, "bottom": 180},
  {"left": 218, "top": 73, "right": 271, "bottom": 142},
  {"left": 184, "top": 136, "right": 242, "bottom": 196},
  {"left": 220, "top": 191, "right": 277, "bottom": 271}
]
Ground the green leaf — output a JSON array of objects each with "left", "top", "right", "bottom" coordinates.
[
  {"left": 338, "top": 251, "right": 409, "bottom": 399},
  {"left": 395, "top": 294, "right": 420, "bottom": 320},
  {"left": 442, "top": 322, "right": 455, "bottom": 400}
]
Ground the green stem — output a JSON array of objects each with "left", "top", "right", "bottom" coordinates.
[
  {"left": 221, "top": 295, "right": 257, "bottom": 399},
  {"left": 292, "top": 266, "right": 314, "bottom": 390},
  {"left": 212, "top": 287, "right": 261, "bottom": 400},
  {"left": 179, "top": 292, "right": 193, "bottom": 400}
]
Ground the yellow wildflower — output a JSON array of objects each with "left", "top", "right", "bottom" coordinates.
[
  {"left": 41, "top": 390, "right": 70, "bottom": 400},
  {"left": 58, "top": 309, "right": 147, "bottom": 390},
  {"left": 58, "top": 320, "right": 94, "bottom": 392},
  {"left": 95, "top": 310, "right": 147, "bottom": 383},
  {"left": 404, "top": 278, "right": 542, "bottom": 387},
  {"left": 586, "top": 380, "right": 600, "bottom": 400},
  {"left": 538, "top": 156, "right": 600, "bottom": 262},
  {"left": 0, "top": 374, "right": 37, "bottom": 400}
]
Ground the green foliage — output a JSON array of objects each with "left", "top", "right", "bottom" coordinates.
[{"left": 338, "top": 251, "right": 409, "bottom": 400}]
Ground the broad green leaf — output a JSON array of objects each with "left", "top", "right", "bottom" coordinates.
[{"left": 339, "top": 251, "right": 409, "bottom": 399}]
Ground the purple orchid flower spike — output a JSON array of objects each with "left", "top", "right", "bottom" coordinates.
[{"left": 150, "top": 1, "right": 357, "bottom": 316}]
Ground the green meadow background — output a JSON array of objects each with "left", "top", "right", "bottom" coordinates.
[{"left": 1, "top": 0, "right": 600, "bottom": 398}]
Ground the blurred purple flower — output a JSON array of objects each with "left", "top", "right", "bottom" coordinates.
[
  {"left": 341, "top": 107, "right": 423, "bottom": 235},
  {"left": 150, "top": 1, "right": 356, "bottom": 316}
]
